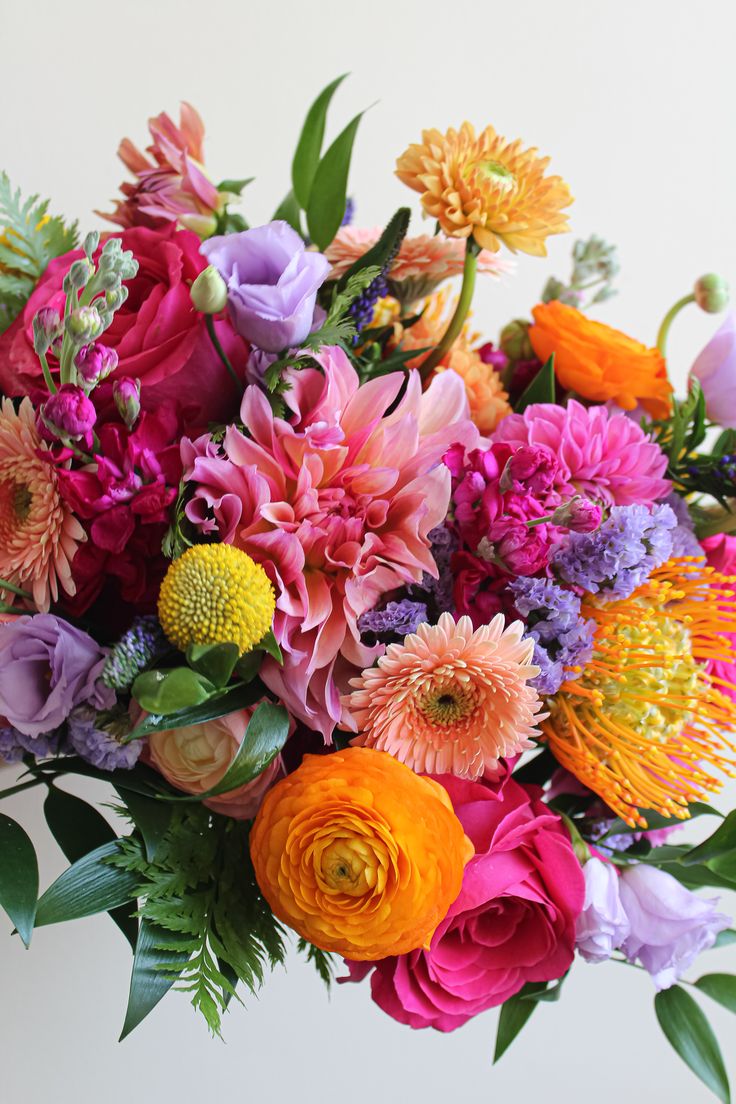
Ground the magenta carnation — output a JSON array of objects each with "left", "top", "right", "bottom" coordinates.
[
  {"left": 492, "top": 400, "right": 671, "bottom": 506},
  {"left": 183, "top": 350, "right": 478, "bottom": 736}
]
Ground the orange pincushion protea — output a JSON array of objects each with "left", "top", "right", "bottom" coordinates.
[
  {"left": 250, "top": 747, "right": 473, "bottom": 960},
  {"left": 529, "top": 300, "right": 673, "bottom": 419},
  {"left": 396, "top": 122, "right": 572, "bottom": 256}
]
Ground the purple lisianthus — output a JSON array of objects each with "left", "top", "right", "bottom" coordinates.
[
  {"left": 68, "top": 706, "right": 141, "bottom": 771},
  {"left": 576, "top": 857, "right": 630, "bottom": 963},
  {"left": 690, "top": 313, "right": 736, "bottom": 429},
  {"left": 201, "top": 221, "right": 330, "bottom": 353},
  {"left": 619, "top": 864, "right": 731, "bottom": 990},
  {"left": 0, "top": 615, "right": 114, "bottom": 739}
]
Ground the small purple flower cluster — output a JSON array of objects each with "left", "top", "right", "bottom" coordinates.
[{"left": 509, "top": 576, "right": 595, "bottom": 694}]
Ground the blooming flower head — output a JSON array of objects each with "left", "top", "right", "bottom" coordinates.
[
  {"left": 493, "top": 400, "right": 672, "bottom": 507},
  {"left": 575, "top": 856, "right": 630, "bottom": 964},
  {"left": 0, "top": 397, "right": 84, "bottom": 611},
  {"left": 529, "top": 301, "right": 672, "bottom": 418},
  {"left": 102, "top": 103, "right": 225, "bottom": 237},
  {"left": 690, "top": 312, "right": 736, "bottom": 429},
  {"left": 543, "top": 559, "right": 736, "bottom": 826},
  {"left": 396, "top": 122, "right": 573, "bottom": 255},
  {"left": 250, "top": 747, "right": 474, "bottom": 959},
  {"left": 344, "top": 612, "right": 544, "bottom": 779},
  {"left": 183, "top": 347, "right": 478, "bottom": 737},
  {"left": 68, "top": 705, "right": 142, "bottom": 772}
]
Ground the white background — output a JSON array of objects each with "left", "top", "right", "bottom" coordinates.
[{"left": 1, "top": 0, "right": 736, "bottom": 1100}]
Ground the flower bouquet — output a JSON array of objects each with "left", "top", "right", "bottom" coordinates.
[{"left": 1, "top": 80, "right": 735, "bottom": 1099}]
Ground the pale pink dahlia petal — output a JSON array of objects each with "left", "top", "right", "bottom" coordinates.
[
  {"left": 343, "top": 611, "right": 545, "bottom": 779},
  {"left": 325, "top": 227, "right": 513, "bottom": 284}
]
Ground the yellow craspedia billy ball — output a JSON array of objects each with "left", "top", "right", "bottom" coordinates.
[{"left": 158, "top": 543, "right": 275, "bottom": 655}]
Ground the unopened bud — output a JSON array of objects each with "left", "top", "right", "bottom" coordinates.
[
  {"left": 66, "top": 305, "right": 104, "bottom": 344},
  {"left": 83, "top": 231, "right": 100, "bottom": 259},
  {"left": 41, "top": 383, "right": 97, "bottom": 441},
  {"left": 32, "top": 307, "right": 62, "bottom": 356},
  {"left": 74, "top": 343, "right": 118, "bottom": 387},
  {"left": 694, "top": 274, "right": 729, "bottom": 314},
  {"left": 66, "top": 258, "right": 94, "bottom": 291},
  {"left": 113, "top": 377, "right": 141, "bottom": 430},
  {"left": 500, "top": 318, "right": 533, "bottom": 362},
  {"left": 551, "top": 495, "right": 603, "bottom": 533},
  {"left": 190, "top": 265, "right": 228, "bottom": 314}
]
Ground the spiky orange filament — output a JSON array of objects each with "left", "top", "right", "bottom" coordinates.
[{"left": 543, "top": 558, "right": 736, "bottom": 827}]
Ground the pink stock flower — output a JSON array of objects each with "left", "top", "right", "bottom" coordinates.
[
  {"left": 492, "top": 399, "right": 671, "bottom": 506},
  {"left": 101, "top": 103, "right": 225, "bottom": 238},
  {"left": 702, "top": 533, "right": 736, "bottom": 699},
  {"left": 183, "top": 349, "right": 478, "bottom": 736}
]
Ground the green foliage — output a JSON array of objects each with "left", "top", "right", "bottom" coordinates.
[
  {"left": 306, "top": 110, "right": 366, "bottom": 250},
  {"left": 297, "top": 938, "right": 335, "bottom": 989},
  {"left": 161, "top": 480, "right": 196, "bottom": 561},
  {"left": 126, "top": 679, "right": 265, "bottom": 741},
  {"left": 132, "top": 667, "right": 217, "bottom": 714},
  {"left": 291, "top": 74, "right": 348, "bottom": 209},
  {"left": 514, "top": 355, "right": 555, "bottom": 413},
  {"left": 655, "top": 985, "right": 731, "bottom": 1103},
  {"left": 541, "top": 234, "right": 619, "bottom": 309},
  {"left": 0, "top": 812, "right": 38, "bottom": 948},
  {"left": 186, "top": 643, "right": 241, "bottom": 688},
  {"left": 695, "top": 974, "right": 736, "bottom": 1015},
  {"left": 493, "top": 981, "right": 547, "bottom": 1063},
  {"left": 648, "top": 380, "right": 736, "bottom": 503},
  {"left": 35, "top": 840, "right": 140, "bottom": 928},
  {"left": 335, "top": 207, "right": 411, "bottom": 293},
  {"left": 0, "top": 172, "right": 78, "bottom": 332},
  {"left": 110, "top": 807, "right": 286, "bottom": 1036},
  {"left": 682, "top": 810, "right": 736, "bottom": 881}
]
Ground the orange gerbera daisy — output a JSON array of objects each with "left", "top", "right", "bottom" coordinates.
[
  {"left": 0, "top": 398, "right": 84, "bottom": 611},
  {"left": 529, "top": 300, "right": 673, "bottom": 419},
  {"left": 396, "top": 122, "right": 572, "bottom": 256},
  {"left": 544, "top": 559, "right": 736, "bottom": 827},
  {"left": 344, "top": 612, "right": 545, "bottom": 779}
]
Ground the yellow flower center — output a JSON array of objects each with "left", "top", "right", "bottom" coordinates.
[
  {"left": 319, "top": 838, "right": 377, "bottom": 896},
  {"left": 419, "top": 683, "right": 475, "bottom": 725}
]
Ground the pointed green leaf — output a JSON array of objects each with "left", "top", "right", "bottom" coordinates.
[
  {"left": 601, "top": 802, "right": 721, "bottom": 842},
  {"left": 291, "top": 73, "right": 349, "bottom": 208},
  {"left": 0, "top": 813, "right": 38, "bottom": 947},
  {"left": 683, "top": 811, "right": 736, "bottom": 871},
  {"left": 44, "top": 787, "right": 136, "bottom": 950},
  {"left": 132, "top": 667, "right": 216, "bottom": 714},
  {"left": 493, "top": 982, "right": 546, "bottom": 1063},
  {"left": 119, "top": 919, "right": 190, "bottom": 1040},
  {"left": 126, "top": 680, "right": 264, "bottom": 741},
  {"left": 217, "top": 178, "right": 254, "bottom": 196},
  {"left": 306, "top": 109, "right": 366, "bottom": 251},
  {"left": 714, "top": 930, "right": 736, "bottom": 950},
  {"left": 186, "top": 642, "right": 240, "bottom": 689},
  {"left": 519, "top": 972, "right": 569, "bottom": 1002},
  {"left": 655, "top": 986, "right": 731, "bottom": 1104},
  {"left": 696, "top": 974, "right": 736, "bottom": 1015},
  {"left": 336, "top": 207, "right": 411, "bottom": 293},
  {"left": 114, "top": 787, "right": 172, "bottom": 863},
  {"left": 256, "top": 629, "right": 283, "bottom": 664},
  {"left": 35, "top": 841, "right": 139, "bottom": 928},
  {"left": 273, "top": 190, "right": 303, "bottom": 235},
  {"left": 514, "top": 355, "right": 555, "bottom": 413}
]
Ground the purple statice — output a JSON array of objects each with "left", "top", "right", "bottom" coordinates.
[
  {"left": 664, "top": 492, "right": 703, "bottom": 558},
  {"left": 102, "top": 615, "right": 165, "bottom": 691},
  {"left": 417, "top": 524, "right": 458, "bottom": 616},
  {"left": 0, "top": 725, "right": 64, "bottom": 762},
  {"left": 358, "top": 600, "right": 428, "bottom": 642},
  {"left": 509, "top": 576, "right": 596, "bottom": 695},
  {"left": 341, "top": 197, "right": 355, "bottom": 226},
  {"left": 552, "top": 503, "right": 677, "bottom": 600},
  {"left": 68, "top": 706, "right": 142, "bottom": 771}
]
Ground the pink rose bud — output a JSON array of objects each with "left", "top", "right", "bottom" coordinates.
[
  {"left": 74, "top": 343, "right": 119, "bottom": 387},
  {"left": 552, "top": 495, "right": 603, "bottom": 533},
  {"left": 41, "top": 384, "right": 97, "bottom": 440},
  {"left": 113, "top": 377, "right": 141, "bottom": 429},
  {"left": 499, "top": 444, "right": 559, "bottom": 496}
]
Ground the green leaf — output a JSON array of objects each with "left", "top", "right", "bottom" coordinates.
[
  {"left": 601, "top": 802, "right": 721, "bottom": 842},
  {"left": 696, "top": 974, "right": 736, "bottom": 1015},
  {"left": 44, "top": 787, "right": 136, "bottom": 950},
  {"left": 519, "top": 972, "right": 568, "bottom": 1002},
  {"left": 291, "top": 73, "right": 349, "bottom": 209},
  {"left": 655, "top": 986, "right": 731, "bottom": 1103},
  {"left": 217, "top": 178, "right": 254, "bottom": 196},
  {"left": 132, "top": 667, "right": 216, "bottom": 714},
  {"left": 336, "top": 207, "right": 411, "bottom": 293},
  {"left": 0, "top": 813, "right": 38, "bottom": 948},
  {"left": 126, "top": 680, "right": 265, "bottom": 741},
  {"left": 115, "top": 788, "right": 172, "bottom": 863},
  {"left": 683, "top": 811, "right": 736, "bottom": 873},
  {"left": 256, "top": 629, "right": 283, "bottom": 664},
  {"left": 306, "top": 109, "right": 366, "bottom": 250},
  {"left": 272, "top": 190, "right": 303, "bottom": 235},
  {"left": 186, "top": 643, "right": 240, "bottom": 689},
  {"left": 35, "top": 841, "right": 139, "bottom": 928},
  {"left": 120, "top": 919, "right": 190, "bottom": 1040},
  {"left": 686, "top": 382, "right": 707, "bottom": 452},
  {"left": 715, "top": 930, "right": 736, "bottom": 950},
  {"left": 493, "top": 982, "right": 546, "bottom": 1063},
  {"left": 713, "top": 429, "right": 736, "bottom": 458},
  {"left": 297, "top": 937, "right": 335, "bottom": 989},
  {"left": 514, "top": 355, "right": 555, "bottom": 413}
]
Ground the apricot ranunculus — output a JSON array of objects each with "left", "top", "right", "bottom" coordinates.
[
  {"left": 250, "top": 747, "right": 473, "bottom": 960},
  {"left": 529, "top": 300, "right": 672, "bottom": 419}
]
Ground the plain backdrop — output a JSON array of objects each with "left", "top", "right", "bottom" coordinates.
[{"left": 1, "top": 0, "right": 736, "bottom": 1100}]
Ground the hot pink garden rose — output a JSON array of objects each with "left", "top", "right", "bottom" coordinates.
[
  {"left": 0, "top": 226, "right": 247, "bottom": 422},
  {"left": 183, "top": 348, "right": 478, "bottom": 737},
  {"left": 342, "top": 774, "right": 585, "bottom": 1031}
]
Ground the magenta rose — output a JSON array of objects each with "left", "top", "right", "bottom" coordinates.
[
  {"left": 342, "top": 774, "right": 584, "bottom": 1031},
  {"left": 0, "top": 225, "right": 248, "bottom": 422}
]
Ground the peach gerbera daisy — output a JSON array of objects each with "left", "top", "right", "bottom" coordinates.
[
  {"left": 343, "top": 612, "right": 545, "bottom": 779},
  {"left": 0, "top": 398, "right": 84, "bottom": 611},
  {"left": 397, "top": 288, "right": 511, "bottom": 434},
  {"left": 396, "top": 122, "right": 572, "bottom": 256}
]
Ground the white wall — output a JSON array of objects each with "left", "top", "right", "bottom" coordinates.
[{"left": 1, "top": 0, "right": 735, "bottom": 1100}]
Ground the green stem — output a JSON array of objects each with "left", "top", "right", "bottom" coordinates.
[
  {"left": 205, "top": 315, "right": 241, "bottom": 392},
  {"left": 656, "top": 293, "right": 695, "bottom": 355},
  {"left": 0, "top": 578, "right": 33, "bottom": 600},
  {"left": 0, "top": 778, "right": 46, "bottom": 801},
  {"left": 39, "top": 352, "right": 57, "bottom": 395},
  {"left": 695, "top": 509, "right": 736, "bottom": 539},
  {"left": 419, "top": 241, "right": 479, "bottom": 382}
]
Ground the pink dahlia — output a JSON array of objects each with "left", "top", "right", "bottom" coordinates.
[
  {"left": 492, "top": 399, "right": 671, "bottom": 506},
  {"left": 0, "top": 398, "right": 84, "bottom": 611},
  {"left": 184, "top": 348, "right": 478, "bottom": 736},
  {"left": 343, "top": 612, "right": 544, "bottom": 778}
]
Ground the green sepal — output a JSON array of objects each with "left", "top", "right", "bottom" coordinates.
[
  {"left": 514, "top": 354, "right": 555, "bottom": 413},
  {"left": 654, "top": 985, "right": 731, "bottom": 1104},
  {"left": 291, "top": 74, "right": 349, "bottom": 209},
  {"left": 0, "top": 812, "right": 38, "bottom": 948},
  {"left": 306, "top": 109, "right": 366, "bottom": 250},
  {"left": 132, "top": 667, "right": 217, "bottom": 714},
  {"left": 35, "top": 841, "right": 139, "bottom": 928},
  {"left": 186, "top": 642, "right": 240, "bottom": 688}
]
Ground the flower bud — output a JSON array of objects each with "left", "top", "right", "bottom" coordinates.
[
  {"left": 113, "top": 377, "right": 141, "bottom": 430},
  {"left": 695, "top": 274, "right": 729, "bottom": 314},
  {"left": 67, "top": 258, "right": 94, "bottom": 291},
  {"left": 552, "top": 495, "right": 603, "bottom": 533},
  {"left": 32, "top": 307, "right": 62, "bottom": 356},
  {"left": 41, "top": 383, "right": 97, "bottom": 440},
  {"left": 74, "top": 342, "right": 118, "bottom": 387},
  {"left": 499, "top": 445, "right": 558, "bottom": 496},
  {"left": 83, "top": 231, "right": 100, "bottom": 259},
  {"left": 191, "top": 265, "right": 228, "bottom": 314},
  {"left": 500, "top": 318, "right": 533, "bottom": 362},
  {"left": 66, "top": 305, "right": 104, "bottom": 344}
]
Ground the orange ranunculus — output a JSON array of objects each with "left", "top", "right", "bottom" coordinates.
[
  {"left": 249, "top": 747, "right": 473, "bottom": 960},
  {"left": 529, "top": 301, "right": 672, "bottom": 418}
]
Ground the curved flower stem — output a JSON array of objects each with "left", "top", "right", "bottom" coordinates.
[
  {"left": 0, "top": 578, "right": 34, "bottom": 601},
  {"left": 39, "top": 352, "right": 57, "bottom": 395},
  {"left": 656, "top": 293, "right": 695, "bottom": 355},
  {"left": 419, "top": 239, "right": 480, "bottom": 383},
  {"left": 205, "top": 315, "right": 241, "bottom": 392}
]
